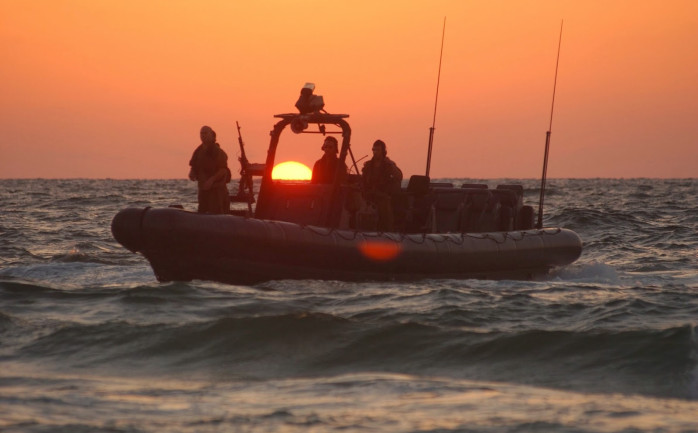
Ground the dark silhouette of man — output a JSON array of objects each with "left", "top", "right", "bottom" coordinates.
[
  {"left": 311, "top": 136, "right": 347, "bottom": 184},
  {"left": 361, "top": 139, "right": 403, "bottom": 231},
  {"left": 188, "top": 125, "right": 231, "bottom": 214}
]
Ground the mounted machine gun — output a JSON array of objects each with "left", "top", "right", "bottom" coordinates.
[{"left": 230, "top": 121, "right": 265, "bottom": 215}]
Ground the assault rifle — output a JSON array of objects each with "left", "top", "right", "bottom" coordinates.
[{"left": 230, "top": 121, "right": 265, "bottom": 214}]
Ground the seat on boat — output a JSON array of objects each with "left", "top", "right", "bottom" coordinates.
[
  {"left": 518, "top": 205, "right": 535, "bottom": 230},
  {"left": 480, "top": 193, "right": 502, "bottom": 232},
  {"left": 401, "top": 175, "right": 432, "bottom": 232},
  {"left": 428, "top": 190, "right": 468, "bottom": 233},
  {"left": 460, "top": 189, "right": 500, "bottom": 232},
  {"left": 493, "top": 185, "right": 523, "bottom": 231},
  {"left": 407, "top": 175, "right": 430, "bottom": 195}
]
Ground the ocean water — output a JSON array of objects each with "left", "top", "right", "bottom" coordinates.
[{"left": 0, "top": 178, "right": 697, "bottom": 433}]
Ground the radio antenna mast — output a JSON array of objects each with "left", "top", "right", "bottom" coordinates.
[
  {"left": 537, "top": 20, "right": 564, "bottom": 229},
  {"left": 425, "top": 16, "right": 446, "bottom": 178}
]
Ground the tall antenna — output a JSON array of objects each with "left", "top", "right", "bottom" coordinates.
[
  {"left": 537, "top": 20, "right": 564, "bottom": 229},
  {"left": 425, "top": 16, "right": 446, "bottom": 178}
]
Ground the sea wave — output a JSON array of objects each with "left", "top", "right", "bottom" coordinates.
[
  {"left": 5, "top": 290, "right": 695, "bottom": 399},
  {"left": 2, "top": 177, "right": 698, "bottom": 431}
]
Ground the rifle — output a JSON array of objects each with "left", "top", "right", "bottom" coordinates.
[{"left": 234, "top": 121, "right": 256, "bottom": 213}]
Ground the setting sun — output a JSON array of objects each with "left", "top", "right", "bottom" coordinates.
[{"left": 272, "top": 161, "right": 312, "bottom": 180}]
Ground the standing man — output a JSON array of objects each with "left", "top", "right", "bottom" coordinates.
[
  {"left": 311, "top": 136, "right": 347, "bottom": 184},
  {"left": 188, "top": 125, "right": 231, "bottom": 214},
  {"left": 361, "top": 139, "right": 403, "bottom": 231}
]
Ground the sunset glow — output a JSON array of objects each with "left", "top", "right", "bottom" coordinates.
[
  {"left": 1, "top": 1, "right": 696, "bottom": 179},
  {"left": 272, "top": 161, "right": 312, "bottom": 181}
]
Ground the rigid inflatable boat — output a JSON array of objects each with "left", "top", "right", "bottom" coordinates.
[{"left": 112, "top": 85, "right": 582, "bottom": 284}]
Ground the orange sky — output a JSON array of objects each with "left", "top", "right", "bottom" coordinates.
[{"left": 1, "top": 0, "right": 696, "bottom": 179}]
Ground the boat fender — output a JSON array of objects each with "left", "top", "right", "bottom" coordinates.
[{"left": 111, "top": 207, "right": 150, "bottom": 253}]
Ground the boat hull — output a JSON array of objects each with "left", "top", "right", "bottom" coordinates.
[{"left": 112, "top": 207, "right": 583, "bottom": 285}]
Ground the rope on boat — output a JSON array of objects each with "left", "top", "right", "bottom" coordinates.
[{"left": 300, "top": 225, "right": 563, "bottom": 245}]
